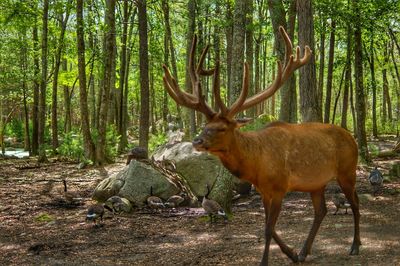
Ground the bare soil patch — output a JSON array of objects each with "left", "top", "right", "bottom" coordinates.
[{"left": 1, "top": 153, "right": 399, "bottom": 265}]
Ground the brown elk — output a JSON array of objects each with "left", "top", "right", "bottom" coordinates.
[{"left": 162, "top": 26, "right": 360, "bottom": 265}]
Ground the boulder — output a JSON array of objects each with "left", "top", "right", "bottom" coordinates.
[
  {"left": 152, "top": 142, "right": 234, "bottom": 197},
  {"left": 93, "top": 160, "right": 180, "bottom": 207}
]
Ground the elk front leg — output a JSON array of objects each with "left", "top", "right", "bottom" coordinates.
[
  {"left": 298, "top": 188, "right": 327, "bottom": 262},
  {"left": 261, "top": 197, "right": 296, "bottom": 265}
]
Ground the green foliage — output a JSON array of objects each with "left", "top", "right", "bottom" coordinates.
[
  {"left": 105, "top": 125, "right": 121, "bottom": 161},
  {"left": 5, "top": 119, "right": 24, "bottom": 142},
  {"left": 367, "top": 143, "right": 379, "bottom": 157},
  {"left": 58, "top": 131, "right": 84, "bottom": 161},
  {"left": 149, "top": 132, "right": 167, "bottom": 153},
  {"left": 241, "top": 114, "right": 277, "bottom": 132},
  {"left": 35, "top": 213, "right": 53, "bottom": 223}
]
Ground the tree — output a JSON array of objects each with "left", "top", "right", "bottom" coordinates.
[
  {"left": 324, "top": 20, "right": 336, "bottom": 123},
  {"left": 352, "top": 0, "right": 369, "bottom": 162},
  {"left": 76, "top": 0, "right": 96, "bottom": 162},
  {"left": 38, "top": 0, "right": 49, "bottom": 163},
  {"left": 137, "top": 0, "right": 150, "bottom": 152},
  {"left": 297, "top": 0, "right": 321, "bottom": 122}
]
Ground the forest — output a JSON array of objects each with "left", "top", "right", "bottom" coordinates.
[
  {"left": 0, "top": 0, "right": 399, "bottom": 162},
  {"left": 1, "top": 0, "right": 400, "bottom": 265}
]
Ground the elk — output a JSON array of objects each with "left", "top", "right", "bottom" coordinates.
[{"left": 162, "top": 26, "right": 360, "bottom": 265}]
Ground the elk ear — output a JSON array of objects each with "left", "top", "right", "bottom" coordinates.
[{"left": 235, "top": 117, "right": 253, "bottom": 128}]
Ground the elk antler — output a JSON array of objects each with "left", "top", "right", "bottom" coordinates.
[
  {"left": 162, "top": 35, "right": 216, "bottom": 120},
  {"left": 227, "top": 26, "right": 311, "bottom": 118},
  {"left": 163, "top": 26, "right": 311, "bottom": 121},
  {"left": 225, "top": 26, "right": 312, "bottom": 118}
]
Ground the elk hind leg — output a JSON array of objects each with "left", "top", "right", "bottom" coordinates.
[
  {"left": 338, "top": 176, "right": 361, "bottom": 255},
  {"left": 298, "top": 188, "right": 327, "bottom": 262}
]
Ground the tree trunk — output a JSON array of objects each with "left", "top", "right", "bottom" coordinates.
[
  {"left": 353, "top": 0, "right": 370, "bottom": 162},
  {"left": 245, "top": 0, "right": 254, "bottom": 118},
  {"left": 341, "top": 25, "right": 352, "bottom": 130},
  {"left": 62, "top": 59, "right": 72, "bottom": 133},
  {"left": 317, "top": 16, "right": 325, "bottom": 110},
  {"left": 382, "top": 43, "right": 393, "bottom": 123},
  {"left": 51, "top": 9, "right": 70, "bottom": 153},
  {"left": 38, "top": 0, "right": 49, "bottom": 163},
  {"left": 229, "top": 0, "right": 246, "bottom": 108},
  {"left": 76, "top": 0, "right": 96, "bottom": 162},
  {"left": 21, "top": 31, "right": 31, "bottom": 154},
  {"left": 225, "top": 2, "right": 233, "bottom": 107},
  {"left": 96, "top": 0, "right": 116, "bottom": 164},
  {"left": 364, "top": 35, "right": 378, "bottom": 137},
  {"left": 185, "top": 0, "right": 197, "bottom": 137},
  {"left": 324, "top": 20, "right": 336, "bottom": 123},
  {"left": 138, "top": 0, "right": 150, "bottom": 152},
  {"left": 297, "top": 0, "right": 321, "bottom": 122},
  {"left": 31, "top": 23, "right": 40, "bottom": 156}
]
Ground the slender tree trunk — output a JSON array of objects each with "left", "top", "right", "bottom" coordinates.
[
  {"left": 324, "top": 20, "right": 336, "bottom": 123},
  {"left": 341, "top": 25, "right": 352, "bottom": 130},
  {"left": 76, "top": 0, "right": 96, "bottom": 162},
  {"left": 97, "top": 0, "right": 116, "bottom": 164},
  {"left": 38, "top": 0, "right": 49, "bottom": 163},
  {"left": 138, "top": 0, "right": 150, "bottom": 152},
  {"left": 383, "top": 43, "right": 393, "bottom": 123},
  {"left": 229, "top": 0, "right": 246, "bottom": 110},
  {"left": 225, "top": 2, "right": 233, "bottom": 106},
  {"left": 32, "top": 23, "right": 40, "bottom": 155},
  {"left": 62, "top": 59, "right": 71, "bottom": 133},
  {"left": 245, "top": 0, "right": 254, "bottom": 118},
  {"left": 297, "top": 0, "right": 321, "bottom": 122},
  {"left": 353, "top": 0, "right": 369, "bottom": 161},
  {"left": 21, "top": 31, "right": 31, "bottom": 153},
  {"left": 364, "top": 35, "right": 378, "bottom": 137},
  {"left": 51, "top": 9, "right": 70, "bottom": 153},
  {"left": 317, "top": 16, "right": 325, "bottom": 108},
  {"left": 185, "top": 0, "right": 197, "bottom": 137}
]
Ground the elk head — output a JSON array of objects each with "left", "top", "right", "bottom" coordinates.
[{"left": 162, "top": 26, "right": 311, "bottom": 155}]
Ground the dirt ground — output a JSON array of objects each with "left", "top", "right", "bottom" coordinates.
[{"left": 1, "top": 147, "right": 400, "bottom": 265}]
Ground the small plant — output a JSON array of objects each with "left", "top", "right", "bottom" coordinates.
[
  {"left": 58, "top": 131, "right": 84, "bottom": 161},
  {"left": 106, "top": 125, "right": 121, "bottom": 161},
  {"left": 35, "top": 213, "right": 53, "bottom": 222},
  {"left": 149, "top": 132, "right": 167, "bottom": 153}
]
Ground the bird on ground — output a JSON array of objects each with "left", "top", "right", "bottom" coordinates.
[
  {"left": 332, "top": 193, "right": 351, "bottom": 215},
  {"left": 202, "top": 184, "right": 228, "bottom": 223},
  {"left": 86, "top": 204, "right": 105, "bottom": 226},
  {"left": 105, "top": 195, "right": 124, "bottom": 214},
  {"left": 369, "top": 166, "right": 384, "bottom": 196},
  {"left": 147, "top": 186, "right": 165, "bottom": 210},
  {"left": 165, "top": 193, "right": 185, "bottom": 208},
  {"left": 62, "top": 179, "right": 83, "bottom": 204}
]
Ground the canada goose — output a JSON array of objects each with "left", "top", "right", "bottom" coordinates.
[
  {"left": 147, "top": 186, "right": 165, "bottom": 210},
  {"left": 332, "top": 193, "right": 351, "bottom": 215},
  {"left": 165, "top": 193, "right": 185, "bottom": 208},
  {"left": 202, "top": 185, "right": 227, "bottom": 223},
  {"left": 63, "top": 179, "right": 83, "bottom": 204},
  {"left": 369, "top": 166, "right": 383, "bottom": 196},
  {"left": 105, "top": 195, "right": 124, "bottom": 214},
  {"left": 86, "top": 204, "right": 105, "bottom": 226}
]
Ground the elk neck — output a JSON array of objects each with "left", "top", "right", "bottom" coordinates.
[{"left": 215, "top": 127, "right": 277, "bottom": 186}]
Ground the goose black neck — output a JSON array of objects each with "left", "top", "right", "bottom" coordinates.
[{"left": 63, "top": 180, "right": 67, "bottom": 192}]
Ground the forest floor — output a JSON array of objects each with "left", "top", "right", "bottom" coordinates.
[{"left": 1, "top": 140, "right": 400, "bottom": 266}]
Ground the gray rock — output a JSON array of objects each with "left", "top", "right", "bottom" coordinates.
[
  {"left": 93, "top": 160, "right": 179, "bottom": 207},
  {"left": 152, "top": 142, "right": 232, "bottom": 197}
]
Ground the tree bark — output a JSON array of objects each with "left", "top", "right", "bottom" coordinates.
[
  {"left": 324, "top": 20, "right": 336, "bottom": 123},
  {"left": 31, "top": 23, "right": 40, "bottom": 156},
  {"left": 76, "top": 0, "right": 96, "bottom": 162},
  {"left": 297, "top": 0, "right": 321, "bottom": 122},
  {"left": 38, "top": 0, "right": 49, "bottom": 163},
  {"left": 364, "top": 35, "right": 378, "bottom": 137},
  {"left": 353, "top": 0, "right": 370, "bottom": 162},
  {"left": 341, "top": 25, "right": 352, "bottom": 130},
  {"left": 96, "top": 0, "right": 116, "bottom": 164},
  {"left": 52, "top": 7, "right": 70, "bottom": 153},
  {"left": 138, "top": 0, "right": 150, "bottom": 152}
]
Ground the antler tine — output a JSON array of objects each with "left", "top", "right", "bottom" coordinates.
[
  {"left": 226, "top": 62, "right": 250, "bottom": 118},
  {"left": 197, "top": 45, "right": 215, "bottom": 76},
  {"left": 162, "top": 65, "right": 197, "bottom": 105},
  {"left": 212, "top": 61, "right": 228, "bottom": 115}
]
